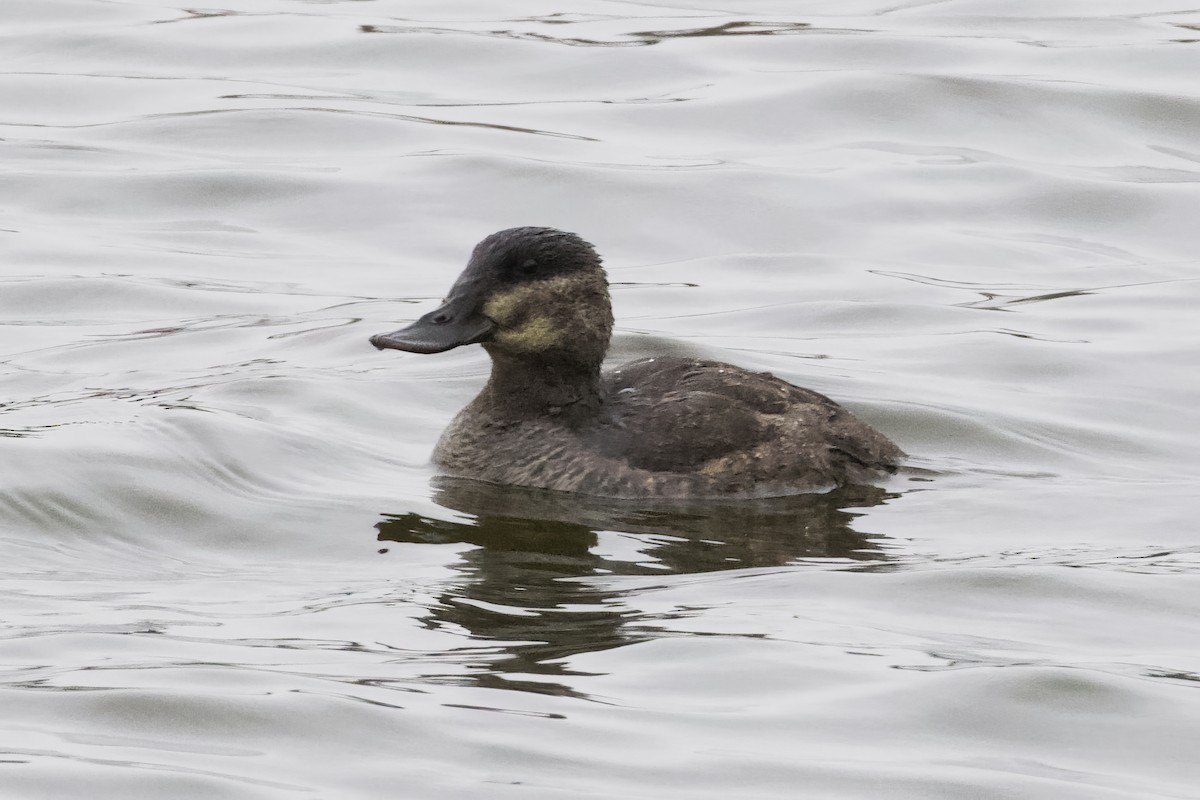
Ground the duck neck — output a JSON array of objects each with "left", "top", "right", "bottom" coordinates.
[{"left": 479, "top": 350, "right": 603, "bottom": 426}]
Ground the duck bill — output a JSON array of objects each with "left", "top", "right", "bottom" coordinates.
[{"left": 370, "top": 303, "right": 496, "bottom": 355}]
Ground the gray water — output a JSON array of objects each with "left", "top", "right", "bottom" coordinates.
[{"left": 3, "top": 1, "right": 1200, "bottom": 798}]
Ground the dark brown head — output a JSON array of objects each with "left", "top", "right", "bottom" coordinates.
[{"left": 370, "top": 227, "right": 614, "bottom": 369}]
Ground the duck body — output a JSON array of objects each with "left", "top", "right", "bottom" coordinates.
[{"left": 371, "top": 227, "right": 903, "bottom": 500}]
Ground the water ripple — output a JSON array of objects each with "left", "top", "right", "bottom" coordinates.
[{"left": 4, "top": 2, "right": 1200, "bottom": 798}]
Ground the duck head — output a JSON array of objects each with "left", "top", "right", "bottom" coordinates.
[{"left": 370, "top": 227, "right": 613, "bottom": 369}]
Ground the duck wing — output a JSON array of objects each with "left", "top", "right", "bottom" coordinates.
[
  {"left": 595, "top": 357, "right": 835, "bottom": 474},
  {"left": 596, "top": 356, "right": 904, "bottom": 487}
]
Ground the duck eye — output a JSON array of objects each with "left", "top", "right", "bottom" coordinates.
[{"left": 519, "top": 258, "right": 538, "bottom": 276}]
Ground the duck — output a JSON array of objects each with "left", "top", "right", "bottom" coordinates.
[{"left": 370, "top": 227, "right": 903, "bottom": 499}]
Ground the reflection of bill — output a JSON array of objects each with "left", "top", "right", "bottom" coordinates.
[{"left": 374, "top": 478, "right": 896, "bottom": 696}]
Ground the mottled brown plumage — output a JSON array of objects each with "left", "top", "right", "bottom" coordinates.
[{"left": 371, "top": 227, "right": 903, "bottom": 499}]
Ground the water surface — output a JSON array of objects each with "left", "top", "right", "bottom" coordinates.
[{"left": 3, "top": 1, "right": 1200, "bottom": 798}]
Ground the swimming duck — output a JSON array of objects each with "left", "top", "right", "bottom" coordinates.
[{"left": 370, "top": 227, "right": 903, "bottom": 499}]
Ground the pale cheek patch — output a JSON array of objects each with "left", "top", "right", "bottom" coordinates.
[
  {"left": 483, "top": 276, "right": 584, "bottom": 352},
  {"left": 482, "top": 287, "right": 531, "bottom": 325},
  {"left": 493, "top": 316, "right": 561, "bottom": 351},
  {"left": 483, "top": 275, "right": 582, "bottom": 325}
]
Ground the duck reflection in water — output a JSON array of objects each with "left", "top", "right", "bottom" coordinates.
[{"left": 376, "top": 478, "right": 896, "bottom": 696}]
